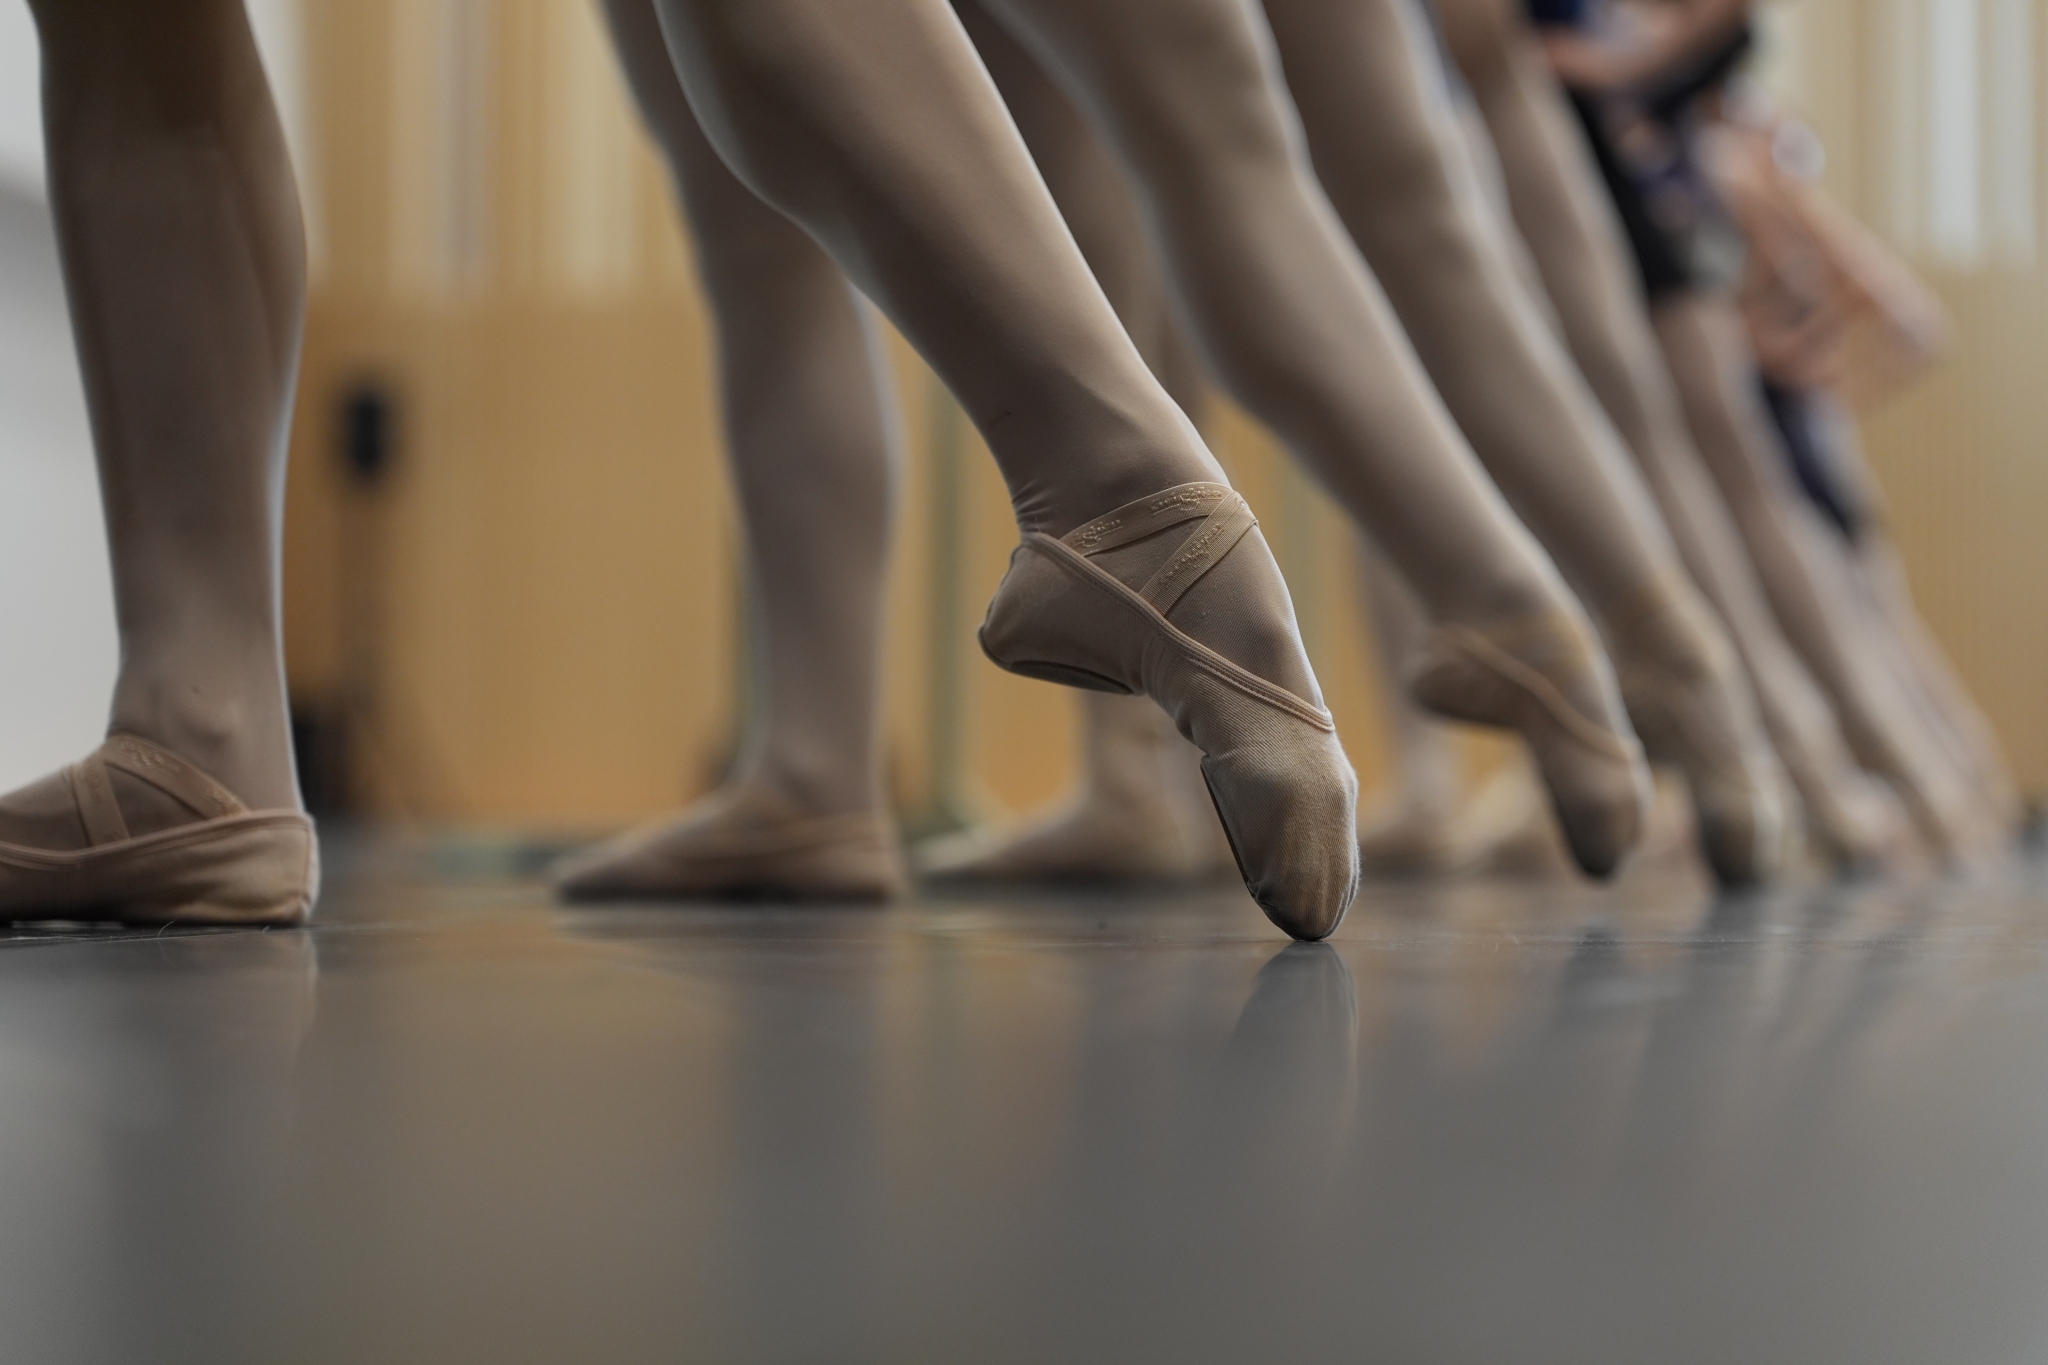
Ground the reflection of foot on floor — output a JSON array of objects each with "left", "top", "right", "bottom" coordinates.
[
  {"left": 553, "top": 784, "right": 905, "bottom": 903},
  {"left": 0, "top": 734, "right": 318, "bottom": 925}
]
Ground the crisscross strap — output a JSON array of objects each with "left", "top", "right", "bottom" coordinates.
[
  {"left": 1060, "top": 482, "right": 1259, "bottom": 617},
  {"left": 63, "top": 734, "right": 249, "bottom": 848}
]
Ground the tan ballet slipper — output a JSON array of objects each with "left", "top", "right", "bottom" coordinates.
[
  {"left": 1605, "top": 578, "right": 1789, "bottom": 887},
  {"left": 977, "top": 482, "right": 1359, "bottom": 941},
  {"left": 918, "top": 694, "right": 1230, "bottom": 885},
  {"left": 1460, "top": 760, "right": 1579, "bottom": 877},
  {"left": 554, "top": 786, "right": 905, "bottom": 902},
  {"left": 916, "top": 795, "right": 1216, "bottom": 885},
  {"left": 1407, "top": 608, "right": 1650, "bottom": 878},
  {"left": 1355, "top": 797, "right": 1474, "bottom": 877},
  {"left": 1777, "top": 743, "right": 1901, "bottom": 876},
  {"left": 0, "top": 734, "right": 317, "bottom": 925},
  {"left": 1834, "top": 697, "right": 1979, "bottom": 865}
]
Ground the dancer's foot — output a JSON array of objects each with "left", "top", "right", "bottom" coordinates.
[
  {"left": 1836, "top": 692, "right": 1979, "bottom": 864},
  {"left": 1407, "top": 605, "right": 1650, "bottom": 878},
  {"left": 978, "top": 482, "right": 1359, "bottom": 940},
  {"left": 1355, "top": 794, "right": 1470, "bottom": 877},
  {"left": 0, "top": 733, "right": 316, "bottom": 924},
  {"left": 1606, "top": 579, "right": 1788, "bottom": 886},
  {"left": 554, "top": 783, "right": 905, "bottom": 902},
  {"left": 1457, "top": 760, "right": 1579, "bottom": 877},
  {"left": 1778, "top": 738, "right": 1904, "bottom": 874},
  {"left": 918, "top": 793, "right": 1228, "bottom": 885},
  {"left": 919, "top": 693, "right": 1230, "bottom": 885}
]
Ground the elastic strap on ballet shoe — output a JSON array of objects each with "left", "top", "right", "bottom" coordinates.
[
  {"left": 64, "top": 754, "right": 130, "bottom": 847},
  {"left": 63, "top": 735, "right": 251, "bottom": 850},
  {"left": 1061, "top": 482, "right": 1259, "bottom": 617},
  {"left": 100, "top": 735, "right": 248, "bottom": 821}
]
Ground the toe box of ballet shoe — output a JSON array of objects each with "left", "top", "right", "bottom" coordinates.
[
  {"left": 1688, "top": 763, "right": 1790, "bottom": 888},
  {"left": 1192, "top": 705, "right": 1360, "bottom": 942},
  {"left": 1535, "top": 756, "right": 1650, "bottom": 881}
]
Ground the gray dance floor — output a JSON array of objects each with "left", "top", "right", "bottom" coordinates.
[{"left": 0, "top": 845, "right": 2044, "bottom": 1363}]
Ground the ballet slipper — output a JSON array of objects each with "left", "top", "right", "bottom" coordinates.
[
  {"left": 976, "top": 482, "right": 1359, "bottom": 941},
  {"left": 1355, "top": 798, "right": 1472, "bottom": 877},
  {"left": 1407, "top": 608, "right": 1650, "bottom": 878},
  {"left": 1836, "top": 704, "right": 1977, "bottom": 865},
  {"left": 916, "top": 796, "right": 1223, "bottom": 885},
  {"left": 0, "top": 734, "right": 317, "bottom": 925},
  {"left": 1463, "top": 761, "right": 1579, "bottom": 877},
  {"left": 1605, "top": 579, "right": 1789, "bottom": 887},
  {"left": 1777, "top": 745, "right": 1900, "bottom": 875},
  {"left": 554, "top": 786, "right": 905, "bottom": 902},
  {"left": 920, "top": 692, "right": 1233, "bottom": 886}
]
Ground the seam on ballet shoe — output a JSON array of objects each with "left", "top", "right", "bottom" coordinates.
[
  {"left": 1025, "top": 536, "right": 1334, "bottom": 733},
  {"left": 0, "top": 810, "right": 314, "bottom": 870},
  {"left": 1423, "top": 628, "right": 1638, "bottom": 762}
]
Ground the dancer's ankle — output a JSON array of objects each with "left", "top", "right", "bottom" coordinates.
[
  {"left": 734, "top": 755, "right": 887, "bottom": 822},
  {"left": 1007, "top": 430, "right": 1222, "bottom": 538},
  {"left": 108, "top": 666, "right": 296, "bottom": 812}
]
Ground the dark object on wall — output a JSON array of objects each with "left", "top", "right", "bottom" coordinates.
[{"left": 341, "top": 381, "right": 398, "bottom": 487}]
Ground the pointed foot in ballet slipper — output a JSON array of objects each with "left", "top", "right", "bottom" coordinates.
[
  {"left": 0, "top": 734, "right": 317, "bottom": 925},
  {"left": 977, "top": 482, "right": 1359, "bottom": 940},
  {"left": 1619, "top": 668, "right": 1788, "bottom": 888},
  {"left": 553, "top": 790, "right": 906, "bottom": 903},
  {"left": 1610, "top": 586, "right": 1788, "bottom": 887},
  {"left": 1408, "top": 612, "right": 1650, "bottom": 880}
]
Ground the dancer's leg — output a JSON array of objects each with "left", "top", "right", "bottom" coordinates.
[
  {"left": 975, "top": 0, "right": 1558, "bottom": 623},
  {"left": 1432, "top": 0, "right": 1894, "bottom": 869},
  {"left": 970, "top": 0, "right": 1651, "bottom": 874},
  {"left": 557, "top": 0, "right": 904, "bottom": 899},
  {"left": 1257, "top": 0, "right": 1780, "bottom": 881},
  {"left": 1654, "top": 296, "right": 1976, "bottom": 858},
  {"left": 0, "top": 0, "right": 303, "bottom": 851},
  {"left": 647, "top": 0, "right": 1361, "bottom": 934},
  {"left": 919, "top": 0, "right": 1226, "bottom": 884}
]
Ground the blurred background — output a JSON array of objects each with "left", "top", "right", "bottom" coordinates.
[{"left": 0, "top": 0, "right": 2041, "bottom": 842}]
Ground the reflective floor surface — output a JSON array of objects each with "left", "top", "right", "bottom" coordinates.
[{"left": 3, "top": 841, "right": 2048, "bottom": 1363}]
